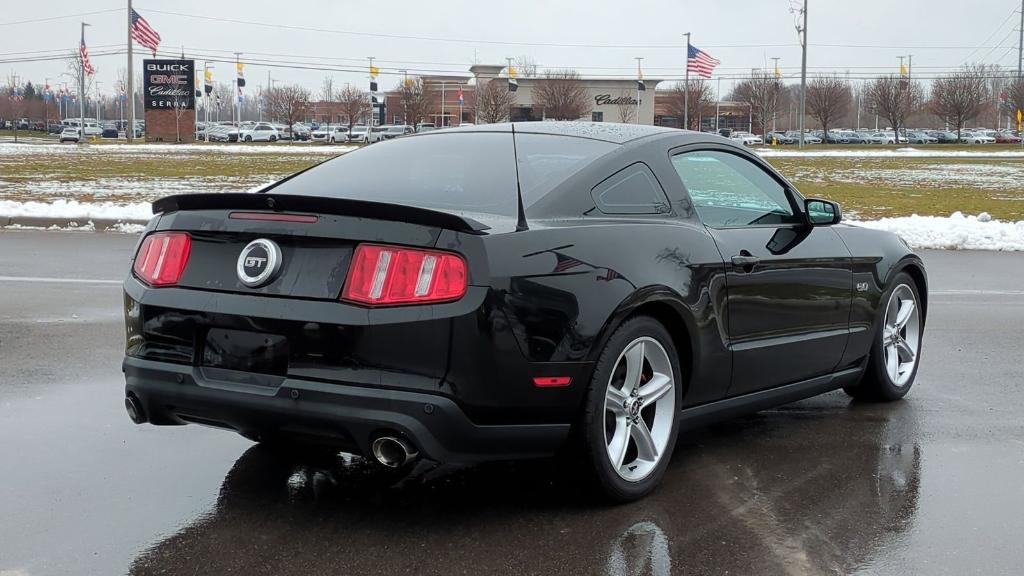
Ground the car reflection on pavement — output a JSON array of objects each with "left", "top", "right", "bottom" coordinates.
[{"left": 130, "top": 398, "right": 921, "bottom": 576}]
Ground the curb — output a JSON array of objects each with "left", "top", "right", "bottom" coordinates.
[{"left": 2, "top": 216, "right": 149, "bottom": 231}]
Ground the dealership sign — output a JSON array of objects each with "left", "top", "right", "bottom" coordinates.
[
  {"left": 143, "top": 59, "right": 195, "bottom": 110},
  {"left": 594, "top": 94, "right": 639, "bottom": 106}
]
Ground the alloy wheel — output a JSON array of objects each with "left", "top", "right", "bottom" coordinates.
[
  {"left": 882, "top": 284, "right": 921, "bottom": 387},
  {"left": 604, "top": 337, "right": 676, "bottom": 482}
]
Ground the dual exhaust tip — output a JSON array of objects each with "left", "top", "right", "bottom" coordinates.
[
  {"left": 126, "top": 395, "right": 417, "bottom": 468},
  {"left": 371, "top": 435, "right": 418, "bottom": 468}
]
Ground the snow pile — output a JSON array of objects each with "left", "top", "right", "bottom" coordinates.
[
  {"left": 851, "top": 212, "right": 1024, "bottom": 251},
  {"left": 757, "top": 147, "right": 1024, "bottom": 158},
  {"left": 0, "top": 199, "right": 151, "bottom": 221}
]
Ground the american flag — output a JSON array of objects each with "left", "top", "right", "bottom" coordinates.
[
  {"left": 687, "top": 44, "right": 720, "bottom": 79},
  {"left": 80, "top": 39, "right": 95, "bottom": 75},
  {"left": 130, "top": 9, "right": 161, "bottom": 56}
]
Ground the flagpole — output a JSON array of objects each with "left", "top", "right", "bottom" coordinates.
[
  {"left": 683, "top": 32, "right": 691, "bottom": 130},
  {"left": 635, "top": 57, "right": 643, "bottom": 125},
  {"left": 80, "top": 22, "right": 87, "bottom": 139},
  {"left": 126, "top": 0, "right": 134, "bottom": 142}
]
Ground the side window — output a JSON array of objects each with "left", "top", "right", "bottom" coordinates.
[
  {"left": 591, "top": 163, "right": 670, "bottom": 215},
  {"left": 670, "top": 150, "right": 800, "bottom": 227}
]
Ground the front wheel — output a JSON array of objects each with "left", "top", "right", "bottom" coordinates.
[
  {"left": 579, "top": 316, "right": 682, "bottom": 502},
  {"left": 244, "top": 135, "right": 252, "bottom": 142},
  {"left": 269, "top": 135, "right": 277, "bottom": 142},
  {"left": 845, "top": 272, "right": 923, "bottom": 401}
]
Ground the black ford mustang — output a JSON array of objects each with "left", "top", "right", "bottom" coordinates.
[{"left": 123, "top": 123, "right": 927, "bottom": 501}]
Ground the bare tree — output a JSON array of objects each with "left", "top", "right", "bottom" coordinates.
[
  {"left": 265, "top": 84, "right": 310, "bottom": 139},
  {"left": 929, "top": 65, "right": 991, "bottom": 141},
  {"left": 733, "top": 72, "right": 784, "bottom": 137},
  {"left": 806, "top": 76, "right": 851, "bottom": 143},
  {"left": 513, "top": 55, "right": 538, "bottom": 78},
  {"left": 616, "top": 90, "right": 636, "bottom": 123},
  {"left": 662, "top": 80, "right": 713, "bottom": 130},
  {"left": 397, "top": 77, "right": 429, "bottom": 126},
  {"left": 64, "top": 50, "right": 94, "bottom": 119},
  {"left": 320, "top": 76, "right": 335, "bottom": 103},
  {"left": 474, "top": 79, "right": 516, "bottom": 124},
  {"left": 170, "top": 87, "right": 192, "bottom": 143},
  {"left": 336, "top": 83, "right": 369, "bottom": 129},
  {"left": 1006, "top": 78, "right": 1024, "bottom": 128},
  {"left": 532, "top": 69, "right": 589, "bottom": 120},
  {"left": 865, "top": 75, "right": 923, "bottom": 142}
]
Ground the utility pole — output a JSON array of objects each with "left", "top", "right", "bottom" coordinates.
[
  {"left": 771, "top": 58, "right": 780, "bottom": 133},
  {"left": 1019, "top": 0, "right": 1023, "bottom": 79},
  {"left": 683, "top": 32, "right": 691, "bottom": 130},
  {"left": 716, "top": 76, "right": 721, "bottom": 132},
  {"left": 368, "top": 56, "right": 376, "bottom": 127},
  {"left": 797, "top": 0, "right": 807, "bottom": 148},
  {"left": 127, "top": 0, "right": 134, "bottom": 142},
  {"left": 635, "top": 57, "right": 643, "bottom": 124},
  {"left": 234, "top": 52, "right": 242, "bottom": 127}
]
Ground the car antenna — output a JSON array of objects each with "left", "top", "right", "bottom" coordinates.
[{"left": 510, "top": 123, "right": 529, "bottom": 232}]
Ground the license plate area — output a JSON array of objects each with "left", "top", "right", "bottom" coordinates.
[{"left": 202, "top": 328, "right": 288, "bottom": 376}]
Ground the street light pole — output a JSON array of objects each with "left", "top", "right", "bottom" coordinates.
[
  {"left": 683, "top": 32, "right": 691, "bottom": 130},
  {"left": 797, "top": 0, "right": 807, "bottom": 149},
  {"left": 635, "top": 56, "right": 643, "bottom": 124}
]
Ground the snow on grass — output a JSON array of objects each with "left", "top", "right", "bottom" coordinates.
[
  {"left": 851, "top": 212, "right": 1024, "bottom": 251},
  {"left": 0, "top": 199, "right": 151, "bottom": 221},
  {"left": 0, "top": 142, "right": 354, "bottom": 155},
  {"left": 757, "top": 147, "right": 1024, "bottom": 158}
]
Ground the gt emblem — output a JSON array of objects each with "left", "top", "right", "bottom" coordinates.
[
  {"left": 237, "top": 239, "right": 283, "bottom": 287},
  {"left": 856, "top": 282, "right": 869, "bottom": 292}
]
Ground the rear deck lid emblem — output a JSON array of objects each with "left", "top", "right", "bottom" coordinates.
[{"left": 237, "top": 239, "right": 283, "bottom": 287}]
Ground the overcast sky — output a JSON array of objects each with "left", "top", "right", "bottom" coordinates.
[{"left": 2, "top": 0, "right": 1019, "bottom": 96}]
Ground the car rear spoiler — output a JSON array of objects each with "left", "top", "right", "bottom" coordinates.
[{"left": 151, "top": 193, "right": 491, "bottom": 234}]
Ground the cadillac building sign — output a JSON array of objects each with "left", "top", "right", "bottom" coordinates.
[{"left": 142, "top": 59, "right": 196, "bottom": 142}]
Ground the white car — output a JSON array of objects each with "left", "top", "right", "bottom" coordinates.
[
  {"left": 240, "top": 123, "right": 280, "bottom": 142},
  {"left": 730, "top": 132, "right": 763, "bottom": 146},
  {"left": 960, "top": 131, "right": 995, "bottom": 144},
  {"left": 311, "top": 125, "right": 349, "bottom": 143},
  {"left": 347, "top": 125, "right": 370, "bottom": 143},
  {"left": 59, "top": 127, "right": 82, "bottom": 143},
  {"left": 865, "top": 132, "right": 896, "bottom": 144}
]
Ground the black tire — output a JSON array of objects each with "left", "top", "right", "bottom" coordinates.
[
  {"left": 578, "top": 315, "right": 683, "bottom": 502},
  {"left": 845, "top": 272, "right": 923, "bottom": 402},
  {"left": 244, "top": 135, "right": 252, "bottom": 142},
  {"left": 269, "top": 135, "right": 277, "bottom": 142}
]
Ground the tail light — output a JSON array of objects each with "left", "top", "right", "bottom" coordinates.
[
  {"left": 132, "top": 232, "right": 192, "bottom": 286},
  {"left": 342, "top": 243, "right": 467, "bottom": 306}
]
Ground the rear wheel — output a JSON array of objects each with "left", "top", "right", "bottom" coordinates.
[
  {"left": 244, "top": 135, "right": 252, "bottom": 142},
  {"left": 579, "top": 316, "right": 682, "bottom": 502},
  {"left": 269, "top": 135, "right": 278, "bottom": 142},
  {"left": 845, "top": 272, "right": 923, "bottom": 401}
]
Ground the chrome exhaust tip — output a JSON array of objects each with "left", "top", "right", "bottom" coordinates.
[
  {"left": 125, "top": 394, "right": 146, "bottom": 424},
  {"left": 371, "top": 435, "right": 418, "bottom": 468}
]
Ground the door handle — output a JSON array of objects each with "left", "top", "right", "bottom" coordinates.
[{"left": 731, "top": 254, "right": 760, "bottom": 268}]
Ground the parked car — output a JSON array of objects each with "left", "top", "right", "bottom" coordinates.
[
  {"left": 862, "top": 132, "right": 894, "bottom": 144},
  {"left": 416, "top": 123, "right": 437, "bottom": 133},
  {"left": 827, "top": 130, "right": 869, "bottom": 144},
  {"left": 905, "top": 131, "right": 937, "bottom": 144},
  {"left": 729, "top": 131, "right": 763, "bottom": 146},
  {"left": 783, "top": 130, "right": 821, "bottom": 144},
  {"left": 311, "top": 125, "right": 349, "bottom": 143},
  {"left": 766, "top": 131, "right": 796, "bottom": 144},
  {"left": 960, "top": 131, "right": 996, "bottom": 144},
  {"left": 16, "top": 118, "right": 31, "bottom": 130},
  {"left": 101, "top": 123, "right": 119, "bottom": 139},
  {"left": 995, "top": 130, "right": 1021, "bottom": 144},
  {"left": 347, "top": 125, "right": 371, "bottom": 143},
  {"left": 46, "top": 121, "right": 63, "bottom": 134},
  {"left": 382, "top": 125, "right": 414, "bottom": 139},
  {"left": 240, "top": 123, "right": 280, "bottom": 142},
  {"left": 368, "top": 126, "right": 387, "bottom": 143},
  {"left": 925, "top": 130, "right": 958, "bottom": 144},
  {"left": 122, "top": 122, "right": 928, "bottom": 502},
  {"left": 58, "top": 127, "right": 81, "bottom": 143}
]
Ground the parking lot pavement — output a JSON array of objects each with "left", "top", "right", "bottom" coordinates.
[{"left": 1, "top": 229, "right": 1023, "bottom": 575}]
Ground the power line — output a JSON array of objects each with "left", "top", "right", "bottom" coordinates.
[{"left": 0, "top": 8, "right": 121, "bottom": 27}]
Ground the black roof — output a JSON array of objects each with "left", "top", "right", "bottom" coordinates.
[{"left": 433, "top": 121, "right": 682, "bottom": 144}]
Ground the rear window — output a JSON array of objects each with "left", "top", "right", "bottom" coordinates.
[{"left": 272, "top": 132, "right": 616, "bottom": 218}]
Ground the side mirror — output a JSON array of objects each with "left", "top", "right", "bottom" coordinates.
[{"left": 805, "top": 198, "right": 842, "bottom": 226}]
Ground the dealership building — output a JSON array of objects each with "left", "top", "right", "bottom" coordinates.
[{"left": 309, "top": 64, "right": 751, "bottom": 131}]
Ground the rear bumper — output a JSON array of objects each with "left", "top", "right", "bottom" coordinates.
[{"left": 124, "top": 356, "right": 571, "bottom": 464}]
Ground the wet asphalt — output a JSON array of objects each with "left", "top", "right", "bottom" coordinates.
[{"left": 1, "top": 229, "right": 1023, "bottom": 576}]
